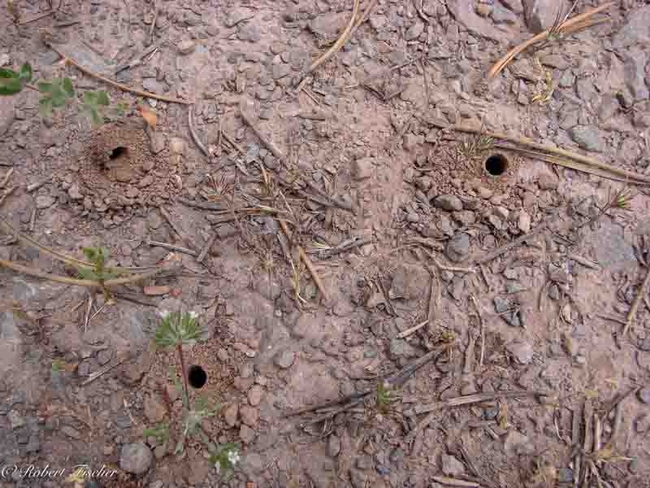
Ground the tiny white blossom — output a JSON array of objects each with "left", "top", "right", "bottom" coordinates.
[
  {"left": 158, "top": 309, "right": 170, "bottom": 319},
  {"left": 189, "top": 311, "right": 198, "bottom": 319},
  {"left": 227, "top": 450, "right": 241, "bottom": 466}
]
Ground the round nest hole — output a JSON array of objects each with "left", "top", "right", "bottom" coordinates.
[
  {"left": 484, "top": 154, "right": 509, "bottom": 177},
  {"left": 108, "top": 146, "right": 129, "bottom": 161},
  {"left": 72, "top": 121, "right": 180, "bottom": 210},
  {"left": 188, "top": 365, "right": 207, "bottom": 389}
]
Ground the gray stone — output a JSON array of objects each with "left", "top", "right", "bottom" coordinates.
[
  {"left": 405, "top": 21, "right": 425, "bottom": 41},
  {"left": 8, "top": 410, "right": 25, "bottom": 429},
  {"left": 523, "top": 0, "right": 560, "bottom": 33},
  {"left": 637, "top": 387, "right": 650, "bottom": 405},
  {"left": 613, "top": 5, "right": 650, "bottom": 48},
  {"left": 225, "top": 7, "right": 255, "bottom": 28},
  {"left": 238, "top": 23, "right": 261, "bottom": 42},
  {"left": 223, "top": 403, "right": 238, "bottom": 427},
  {"left": 448, "top": 1, "right": 504, "bottom": 41},
  {"left": 506, "top": 341, "right": 534, "bottom": 365},
  {"left": 0, "top": 96, "right": 16, "bottom": 136},
  {"left": 517, "top": 210, "right": 531, "bottom": 233},
  {"left": 441, "top": 454, "right": 465, "bottom": 477},
  {"left": 433, "top": 194, "right": 463, "bottom": 212},
  {"left": 635, "top": 414, "right": 650, "bottom": 434},
  {"left": 406, "top": 211, "right": 420, "bottom": 223},
  {"left": 504, "top": 430, "right": 533, "bottom": 456},
  {"left": 120, "top": 442, "right": 153, "bottom": 475},
  {"left": 389, "top": 263, "right": 430, "bottom": 300},
  {"left": 352, "top": 157, "right": 373, "bottom": 180},
  {"left": 569, "top": 126, "right": 603, "bottom": 153},
  {"left": 389, "top": 339, "right": 418, "bottom": 360},
  {"left": 183, "top": 12, "right": 202, "bottom": 26},
  {"left": 25, "top": 434, "right": 40, "bottom": 453},
  {"left": 493, "top": 296, "right": 522, "bottom": 326},
  {"left": 239, "top": 424, "right": 256, "bottom": 444},
  {"left": 35, "top": 195, "right": 55, "bottom": 209},
  {"left": 491, "top": 5, "right": 517, "bottom": 24},
  {"left": 274, "top": 349, "right": 295, "bottom": 369},
  {"left": 327, "top": 434, "right": 341, "bottom": 457},
  {"left": 68, "top": 184, "right": 83, "bottom": 200},
  {"left": 446, "top": 233, "right": 471, "bottom": 262},
  {"left": 144, "top": 395, "right": 165, "bottom": 423},
  {"left": 624, "top": 49, "right": 649, "bottom": 102},
  {"left": 247, "top": 385, "right": 264, "bottom": 406},
  {"left": 177, "top": 40, "right": 195, "bottom": 55},
  {"left": 147, "top": 131, "right": 165, "bottom": 155},
  {"left": 142, "top": 78, "right": 164, "bottom": 93},
  {"left": 61, "top": 425, "right": 81, "bottom": 439},
  {"left": 309, "top": 12, "right": 347, "bottom": 39}
]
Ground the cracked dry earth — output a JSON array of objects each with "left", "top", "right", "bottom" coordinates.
[{"left": 1, "top": 0, "right": 650, "bottom": 487}]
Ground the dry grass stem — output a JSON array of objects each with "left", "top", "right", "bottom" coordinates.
[
  {"left": 44, "top": 41, "right": 192, "bottom": 104},
  {"left": 487, "top": 2, "right": 614, "bottom": 79}
]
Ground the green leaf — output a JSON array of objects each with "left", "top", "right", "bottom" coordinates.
[
  {"left": 62, "top": 77, "right": 74, "bottom": 97},
  {"left": 0, "top": 77, "right": 23, "bottom": 95},
  {"left": 0, "top": 68, "right": 19, "bottom": 79},
  {"left": 51, "top": 92, "right": 68, "bottom": 108},
  {"left": 95, "top": 90, "right": 109, "bottom": 106},
  {"left": 37, "top": 81, "right": 54, "bottom": 93},
  {"left": 38, "top": 98, "right": 53, "bottom": 117},
  {"left": 83, "top": 91, "right": 97, "bottom": 106},
  {"left": 89, "top": 107, "right": 103, "bottom": 126},
  {"left": 18, "top": 63, "right": 32, "bottom": 83}
]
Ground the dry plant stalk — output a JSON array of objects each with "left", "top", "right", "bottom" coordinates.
[
  {"left": 443, "top": 125, "right": 650, "bottom": 186},
  {"left": 487, "top": 2, "right": 614, "bottom": 79},
  {"left": 298, "top": 246, "right": 328, "bottom": 302},
  {"left": 300, "top": 0, "right": 361, "bottom": 80},
  {"left": 44, "top": 41, "right": 192, "bottom": 105},
  {"left": 622, "top": 266, "right": 650, "bottom": 336}
]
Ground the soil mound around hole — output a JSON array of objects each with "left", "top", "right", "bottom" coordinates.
[{"left": 68, "top": 120, "right": 179, "bottom": 212}]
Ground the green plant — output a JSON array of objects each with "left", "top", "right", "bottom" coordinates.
[
  {"left": 155, "top": 310, "right": 202, "bottom": 409},
  {"left": 0, "top": 62, "right": 32, "bottom": 95},
  {"left": 153, "top": 312, "right": 237, "bottom": 475},
  {"left": 376, "top": 381, "right": 393, "bottom": 413},
  {"left": 209, "top": 443, "right": 241, "bottom": 476},
  {"left": 143, "top": 422, "right": 170, "bottom": 445},
  {"left": 77, "top": 247, "right": 118, "bottom": 300},
  {"left": 0, "top": 62, "right": 126, "bottom": 125},
  {"left": 51, "top": 358, "right": 66, "bottom": 372}
]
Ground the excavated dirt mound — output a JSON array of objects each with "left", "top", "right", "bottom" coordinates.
[{"left": 70, "top": 120, "right": 180, "bottom": 212}]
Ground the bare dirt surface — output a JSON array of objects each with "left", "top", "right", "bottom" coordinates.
[{"left": 1, "top": 0, "right": 650, "bottom": 487}]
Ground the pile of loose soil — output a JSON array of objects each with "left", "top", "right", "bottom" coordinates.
[{"left": 67, "top": 120, "right": 180, "bottom": 212}]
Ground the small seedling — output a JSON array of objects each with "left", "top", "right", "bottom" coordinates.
[
  {"left": 143, "top": 422, "right": 170, "bottom": 445},
  {"left": 376, "top": 381, "right": 393, "bottom": 413},
  {"left": 50, "top": 359, "right": 66, "bottom": 373},
  {"left": 209, "top": 443, "right": 241, "bottom": 477},
  {"left": 76, "top": 247, "right": 118, "bottom": 301},
  {"left": 457, "top": 133, "right": 494, "bottom": 160},
  {"left": 153, "top": 312, "right": 238, "bottom": 475},
  {"left": 155, "top": 310, "right": 203, "bottom": 407},
  {"left": 0, "top": 61, "right": 125, "bottom": 125}
]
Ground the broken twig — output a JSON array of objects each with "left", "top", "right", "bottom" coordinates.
[
  {"left": 44, "top": 41, "right": 191, "bottom": 105},
  {"left": 622, "top": 265, "right": 650, "bottom": 336}
]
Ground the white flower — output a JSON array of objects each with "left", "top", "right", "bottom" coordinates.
[
  {"left": 227, "top": 450, "right": 241, "bottom": 466},
  {"left": 158, "top": 309, "right": 170, "bottom": 319},
  {"left": 189, "top": 311, "right": 198, "bottom": 319}
]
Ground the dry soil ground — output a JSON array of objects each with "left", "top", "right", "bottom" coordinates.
[{"left": 1, "top": 0, "right": 650, "bottom": 487}]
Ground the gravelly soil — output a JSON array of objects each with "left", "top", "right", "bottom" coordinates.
[{"left": 1, "top": 1, "right": 650, "bottom": 487}]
